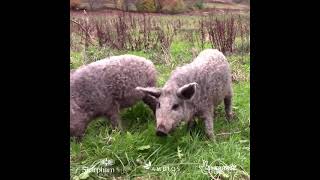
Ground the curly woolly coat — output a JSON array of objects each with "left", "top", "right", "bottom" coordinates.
[
  {"left": 70, "top": 55, "right": 157, "bottom": 138},
  {"left": 137, "top": 49, "right": 233, "bottom": 139}
]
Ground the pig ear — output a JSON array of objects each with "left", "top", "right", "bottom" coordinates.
[
  {"left": 177, "top": 82, "right": 198, "bottom": 100},
  {"left": 136, "top": 87, "right": 162, "bottom": 98}
]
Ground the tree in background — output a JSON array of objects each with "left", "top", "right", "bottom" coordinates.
[
  {"left": 70, "top": 0, "right": 201, "bottom": 13},
  {"left": 136, "top": 0, "right": 157, "bottom": 13},
  {"left": 88, "top": 0, "right": 106, "bottom": 10},
  {"left": 70, "top": 0, "right": 81, "bottom": 10},
  {"left": 115, "top": 0, "right": 129, "bottom": 10},
  {"left": 159, "top": 0, "right": 187, "bottom": 14}
]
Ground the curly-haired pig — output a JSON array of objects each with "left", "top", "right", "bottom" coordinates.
[
  {"left": 70, "top": 55, "right": 157, "bottom": 139},
  {"left": 136, "top": 49, "right": 233, "bottom": 140}
]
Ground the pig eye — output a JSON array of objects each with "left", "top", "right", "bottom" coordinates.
[
  {"left": 172, "top": 104, "right": 179, "bottom": 110},
  {"left": 157, "top": 102, "right": 160, "bottom": 109}
]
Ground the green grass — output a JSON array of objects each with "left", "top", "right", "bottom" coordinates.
[
  {"left": 70, "top": 12, "right": 250, "bottom": 180},
  {"left": 70, "top": 53, "right": 250, "bottom": 179},
  {"left": 70, "top": 82, "right": 249, "bottom": 179}
]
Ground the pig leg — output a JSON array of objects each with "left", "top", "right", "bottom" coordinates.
[
  {"left": 224, "top": 94, "right": 233, "bottom": 121},
  {"left": 187, "top": 120, "right": 196, "bottom": 132},
  {"left": 70, "top": 111, "right": 90, "bottom": 141},
  {"left": 200, "top": 108, "right": 216, "bottom": 141},
  {"left": 106, "top": 102, "right": 123, "bottom": 130},
  {"left": 70, "top": 124, "right": 86, "bottom": 142},
  {"left": 213, "top": 107, "right": 218, "bottom": 121},
  {"left": 109, "top": 113, "right": 122, "bottom": 130}
]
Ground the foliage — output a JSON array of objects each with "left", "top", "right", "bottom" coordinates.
[
  {"left": 160, "top": 0, "right": 187, "bottom": 14},
  {"left": 127, "top": 2, "right": 138, "bottom": 11},
  {"left": 194, "top": 0, "right": 204, "bottom": 10},
  {"left": 115, "top": 0, "right": 125, "bottom": 10},
  {"left": 70, "top": 0, "right": 81, "bottom": 10},
  {"left": 136, "top": 0, "right": 157, "bottom": 13}
]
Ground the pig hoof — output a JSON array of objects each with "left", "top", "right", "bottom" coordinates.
[
  {"left": 212, "top": 137, "right": 217, "bottom": 143},
  {"left": 210, "top": 136, "right": 217, "bottom": 143},
  {"left": 226, "top": 112, "right": 234, "bottom": 122},
  {"left": 111, "top": 125, "right": 123, "bottom": 132},
  {"left": 206, "top": 134, "right": 216, "bottom": 142},
  {"left": 187, "top": 120, "right": 197, "bottom": 134},
  {"left": 74, "top": 135, "right": 83, "bottom": 143}
]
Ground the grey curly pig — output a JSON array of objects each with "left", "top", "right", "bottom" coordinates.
[
  {"left": 70, "top": 55, "right": 157, "bottom": 139},
  {"left": 136, "top": 49, "right": 233, "bottom": 140}
]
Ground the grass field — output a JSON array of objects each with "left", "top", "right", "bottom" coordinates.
[{"left": 70, "top": 8, "right": 250, "bottom": 179}]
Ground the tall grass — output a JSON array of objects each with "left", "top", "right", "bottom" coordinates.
[{"left": 70, "top": 12, "right": 249, "bottom": 58}]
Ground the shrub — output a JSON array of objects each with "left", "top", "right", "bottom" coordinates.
[
  {"left": 115, "top": 0, "right": 125, "bottom": 10},
  {"left": 127, "top": 2, "right": 138, "bottom": 11},
  {"left": 205, "top": 15, "right": 237, "bottom": 54},
  {"left": 173, "top": 0, "right": 187, "bottom": 13},
  {"left": 88, "top": 0, "right": 106, "bottom": 10},
  {"left": 136, "top": 0, "right": 157, "bottom": 13},
  {"left": 234, "top": 0, "right": 250, "bottom": 4},
  {"left": 160, "top": 0, "right": 187, "bottom": 14},
  {"left": 70, "top": 0, "right": 80, "bottom": 10},
  {"left": 195, "top": 0, "right": 204, "bottom": 9}
]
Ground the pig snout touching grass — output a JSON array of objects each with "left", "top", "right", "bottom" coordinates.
[
  {"left": 70, "top": 55, "right": 157, "bottom": 140},
  {"left": 136, "top": 49, "right": 233, "bottom": 140}
]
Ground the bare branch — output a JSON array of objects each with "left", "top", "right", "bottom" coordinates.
[{"left": 70, "top": 19, "right": 94, "bottom": 45}]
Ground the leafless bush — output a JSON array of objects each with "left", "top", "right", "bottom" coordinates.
[
  {"left": 236, "top": 15, "right": 250, "bottom": 53},
  {"left": 70, "top": 18, "right": 95, "bottom": 48},
  {"left": 207, "top": 15, "right": 237, "bottom": 54},
  {"left": 71, "top": 12, "right": 181, "bottom": 54},
  {"left": 70, "top": 13, "right": 249, "bottom": 64},
  {"left": 197, "top": 14, "right": 249, "bottom": 55},
  {"left": 199, "top": 19, "right": 205, "bottom": 50}
]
